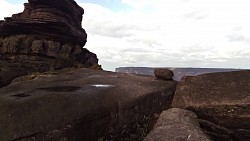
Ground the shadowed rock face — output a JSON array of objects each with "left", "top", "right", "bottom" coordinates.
[
  {"left": 0, "top": 0, "right": 99, "bottom": 88},
  {"left": 0, "top": 68, "right": 177, "bottom": 141},
  {"left": 172, "top": 70, "right": 250, "bottom": 141}
]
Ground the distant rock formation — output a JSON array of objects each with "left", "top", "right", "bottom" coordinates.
[
  {"left": 0, "top": 0, "right": 99, "bottom": 88},
  {"left": 172, "top": 70, "right": 250, "bottom": 140}
]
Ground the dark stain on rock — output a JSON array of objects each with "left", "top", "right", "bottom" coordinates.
[
  {"left": 38, "top": 86, "right": 81, "bottom": 92},
  {"left": 11, "top": 93, "right": 31, "bottom": 98}
]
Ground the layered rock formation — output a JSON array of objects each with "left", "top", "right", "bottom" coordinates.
[
  {"left": 0, "top": 0, "right": 86, "bottom": 46},
  {"left": 172, "top": 70, "right": 250, "bottom": 141},
  {"left": 0, "top": 0, "right": 99, "bottom": 88}
]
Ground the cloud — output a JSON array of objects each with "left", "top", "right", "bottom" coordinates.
[
  {"left": 0, "top": 0, "right": 24, "bottom": 20},
  {"left": 79, "top": 0, "right": 250, "bottom": 71},
  {"left": 1, "top": 0, "right": 250, "bottom": 71}
]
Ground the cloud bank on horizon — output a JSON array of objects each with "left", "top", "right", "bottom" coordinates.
[{"left": 1, "top": 0, "right": 250, "bottom": 71}]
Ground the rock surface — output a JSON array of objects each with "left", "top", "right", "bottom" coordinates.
[
  {"left": 154, "top": 68, "right": 174, "bottom": 80},
  {"left": 0, "top": 0, "right": 99, "bottom": 88},
  {"left": 144, "top": 108, "right": 211, "bottom": 141},
  {"left": 172, "top": 70, "right": 250, "bottom": 141},
  {"left": 0, "top": 0, "right": 86, "bottom": 46},
  {"left": 0, "top": 68, "right": 177, "bottom": 141}
]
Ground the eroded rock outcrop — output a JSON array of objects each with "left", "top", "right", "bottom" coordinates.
[
  {"left": 0, "top": 0, "right": 86, "bottom": 46},
  {"left": 172, "top": 70, "right": 250, "bottom": 141},
  {"left": 0, "top": 0, "right": 99, "bottom": 88}
]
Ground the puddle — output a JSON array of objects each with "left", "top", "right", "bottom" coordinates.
[
  {"left": 38, "top": 86, "right": 81, "bottom": 92},
  {"left": 90, "top": 84, "right": 115, "bottom": 88}
]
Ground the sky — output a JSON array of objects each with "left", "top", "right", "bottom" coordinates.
[{"left": 1, "top": 0, "right": 250, "bottom": 71}]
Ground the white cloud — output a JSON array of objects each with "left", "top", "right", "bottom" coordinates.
[
  {"left": 1, "top": 0, "right": 250, "bottom": 71},
  {"left": 80, "top": 0, "right": 250, "bottom": 70},
  {"left": 0, "top": 0, "right": 24, "bottom": 20}
]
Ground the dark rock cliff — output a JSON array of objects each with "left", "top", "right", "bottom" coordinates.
[{"left": 0, "top": 0, "right": 99, "bottom": 88}]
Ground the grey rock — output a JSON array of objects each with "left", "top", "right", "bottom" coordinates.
[
  {"left": 144, "top": 108, "right": 212, "bottom": 141},
  {"left": 172, "top": 70, "right": 250, "bottom": 141}
]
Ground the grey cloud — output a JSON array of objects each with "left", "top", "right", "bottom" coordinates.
[
  {"left": 184, "top": 11, "right": 207, "bottom": 20},
  {"left": 226, "top": 34, "right": 246, "bottom": 42}
]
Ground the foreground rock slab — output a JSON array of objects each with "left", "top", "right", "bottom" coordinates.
[
  {"left": 172, "top": 70, "right": 250, "bottom": 141},
  {"left": 0, "top": 68, "right": 176, "bottom": 141},
  {"left": 144, "top": 108, "right": 211, "bottom": 141}
]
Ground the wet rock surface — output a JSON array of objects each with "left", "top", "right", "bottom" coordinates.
[
  {"left": 172, "top": 70, "right": 250, "bottom": 141},
  {"left": 0, "top": 68, "right": 177, "bottom": 141},
  {"left": 144, "top": 108, "right": 212, "bottom": 141}
]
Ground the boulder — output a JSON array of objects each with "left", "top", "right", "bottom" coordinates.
[
  {"left": 154, "top": 68, "right": 174, "bottom": 80},
  {"left": 144, "top": 108, "right": 211, "bottom": 141},
  {"left": 0, "top": 68, "right": 177, "bottom": 141},
  {"left": 172, "top": 70, "right": 250, "bottom": 141}
]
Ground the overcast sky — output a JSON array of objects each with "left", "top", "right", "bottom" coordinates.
[{"left": 1, "top": 0, "right": 250, "bottom": 71}]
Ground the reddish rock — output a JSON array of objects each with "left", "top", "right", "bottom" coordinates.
[{"left": 154, "top": 68, "right": 174, "bottom": 80}]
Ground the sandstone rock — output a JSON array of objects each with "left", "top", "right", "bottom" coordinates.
[
  {"left": 0, "top": 68, "right": 177, "bottom": 141},
  {"left": 0, "top": 0, "right": 100, "bottom": 88},
  {"left": 0, "top": 0, "right": 86, "bottom": 46},
  {"left": 58, "top": 43, "right": 73, "bottom": 58},
  {"left": 172, "top": 70, "right": 250, "bottom": 141},
  {"left": 31, "top": 40, "right": 44, "bottom": 54},
  {"left": 144, "top": 108, "right": 211, "bottom": 141},
  {"left": 0, "top": 60, "right": 35, "bottom": 88},
  {"left": 154, "top": 68, "right": 174, "bottom": 80}
]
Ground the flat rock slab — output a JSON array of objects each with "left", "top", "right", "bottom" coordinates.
[
  {"left": 144, "top": 108, "right": 211, "bottom": 141},
  {"left": 172, "top": 70, "right": 250, "bottom": 141},
  {"left": 0, "top": 68, "right": 176, "bottom": 141}
]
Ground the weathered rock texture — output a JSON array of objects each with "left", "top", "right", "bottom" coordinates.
[
  {"left": 0, "top": 68, "right": 177, "bottom": 141},
  {"left": 144, "top": 108, "right": 212, "bottom": 141},
  {"left": 172, "top": 70, "right": 250, "bottom": 141},
  {"left": 154, "top": 68, "right": 174, "bottom": 80},
  {"left": 0, "top": 0, "right": 86, "bottom": 46},
  {"left": 0, "top": 0, "right": 99, "bottom": 88}
]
